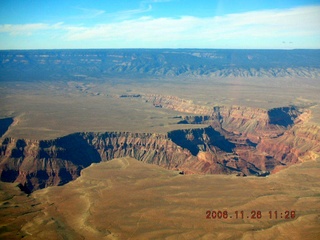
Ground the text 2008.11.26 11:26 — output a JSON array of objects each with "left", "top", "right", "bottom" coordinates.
[{"left": 206, "top": 210, "right": 296, "bottom": 220}]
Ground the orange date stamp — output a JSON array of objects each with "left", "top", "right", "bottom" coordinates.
[{"left": 206, "top": 210, "right": 296, "bottom": 220}]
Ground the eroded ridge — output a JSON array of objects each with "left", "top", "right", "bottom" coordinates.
[{"left": 0, "top": 95, "right": 319, "bottom": 193}]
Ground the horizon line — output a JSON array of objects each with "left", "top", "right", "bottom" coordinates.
[{"left": 1, "top": 47, "right": 320, "bottom": 51}]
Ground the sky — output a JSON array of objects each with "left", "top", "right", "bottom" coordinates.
[{"left": 0, "top": 0, "right": 320, "bottom": 49}]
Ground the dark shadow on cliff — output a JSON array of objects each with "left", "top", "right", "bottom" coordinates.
[
  {"left": 168, "top": 127, "right": 235, "bottom": 156},
  {"left": 39, "top": 133, "right": 102, "bottom": 167},
  {"left": 0, "top": 118, "right": 14, "bottom": 138},
  {"left": 268, "top": 106, "right": 299, "bottom": 127},
  {"left": 168, "top": 130, "right": 200, "bottom": 155},
  {"left": 205, "top": 127, "right": 236, "bottom": 153}
]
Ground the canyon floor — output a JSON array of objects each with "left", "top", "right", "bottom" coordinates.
[{"left": 1, "top": 75, "right": 320, "bottom": 239}]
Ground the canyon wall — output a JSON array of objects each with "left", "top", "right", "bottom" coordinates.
[
  {"left": 0, "top": 128, "right": 263, "bottom": 193},
  {"left": 144, "top": 94, "right": 300, "bottom": 138},
  {"left": 144, "top": 95, "right": 320, "bottom": 168}
]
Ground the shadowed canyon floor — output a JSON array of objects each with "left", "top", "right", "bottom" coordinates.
[{"left": 1, "top": 157, "right": 319, "bottom": 239}]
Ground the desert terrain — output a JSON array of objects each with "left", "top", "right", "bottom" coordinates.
[
  {"left": 1, "top": 157, "right": 319, "bottom": 239},
  {"left": 0, "top": 49, "right": 319, "bottom": 239}
]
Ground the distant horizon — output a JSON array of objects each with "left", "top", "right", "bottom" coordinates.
[
  {"left": 1, "top": 1, "right": 320, "bottom": 50},
  {"left": 1, "top": 47, "right": 320, "bottom": 51}
]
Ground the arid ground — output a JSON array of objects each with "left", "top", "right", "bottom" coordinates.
[
  {"left": 1, "top": 76, "right": 319, "bottom": 139},
  {"left": 0, "top": 156, "right": 319, "bottom": 239}
]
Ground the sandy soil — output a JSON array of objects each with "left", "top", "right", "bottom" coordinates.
[{"left": 1, "top": 156, "right": 318, "bottom": 239}]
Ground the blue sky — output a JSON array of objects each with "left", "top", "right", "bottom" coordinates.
[{"left": 0, "top": 0, "right": 319, "bottom": 49}]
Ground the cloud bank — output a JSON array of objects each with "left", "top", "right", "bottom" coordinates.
[{"left": 0, "top": 5, "right": 319, "bottom": 49}]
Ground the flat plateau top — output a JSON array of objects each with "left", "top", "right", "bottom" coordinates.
[{"left": 1, "top": 76, "right": 320, "bottom": 140}]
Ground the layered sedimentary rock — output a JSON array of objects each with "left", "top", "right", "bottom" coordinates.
[
  {"left": 257, "top": 121, "right": 320, "bottom": 171},
  {"left": 0, "top": 128, "right": 258, "bottom": 192},
  {"left": 144, "top": 95, "right": 320, "bottom": 168},
  {"left": 144, "top": 94, "right": 300, "bottom": 138},
  {"left": 1, "top": 95, "right": 319, "bottom": 193}
]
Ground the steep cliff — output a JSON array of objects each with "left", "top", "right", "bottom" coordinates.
[
  {"left": 143, "top": 94, "right": 300, "bottom": 138},
  {"left": 0, "top": 132, "right": 193, "bottom": 192},
  {"left": 0, "top": 135, "right": 100, "bottom": 192},
  {"left": 0, "top": 127, "right": 270, "bottom": 193}
]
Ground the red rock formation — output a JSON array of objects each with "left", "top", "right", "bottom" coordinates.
[
  {"left": 257, "top": 122, "right": 320, "bottom": 171},
  {"left": 0, "top": 132, "right": 195, "bottom": 192},
  {"left": 0, "top": 128, "right": 268, "bottom": 192},
  {"left": 142, "top": 94, "right": 317, "bottom": 171},
  {"left": 143, "top": 94, "right": 300, "bottom": 138}
]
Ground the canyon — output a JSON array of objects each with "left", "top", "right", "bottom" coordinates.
[{"left": 1, "top": 94, "right": 319, "bottom": 193}]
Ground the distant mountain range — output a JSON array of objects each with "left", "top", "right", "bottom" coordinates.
[{"left": 0, "top": 49, "right": 319, "bottom": 80}]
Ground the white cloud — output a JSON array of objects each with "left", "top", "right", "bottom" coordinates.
[
  {"left": 64, "top": 6, "right": 320, "bottom": 43},
  {"left": 0, "top": 5, "right": 319, "bottom": 48},
  {"left": 0, "top": 23, "right": 50, "bottom": 35}
]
